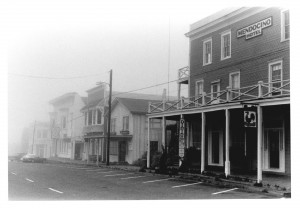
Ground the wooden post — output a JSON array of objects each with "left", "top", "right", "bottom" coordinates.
[
  {"left": 257, "top": 105, "right": 263, "bottom": 183},
  {"left": 225, "top": 109, "right": 230, "bottom": 177},
  {"left": 87, "top": 139, "right": 90, "bottom": 165},
  {"left": 147, "top": 117, "right": 151, "bottom": 168},
  {"left": 96, "top": 139, "right": 99, "bottom": 166},
  {"left": 201, "top": 112, "right": 206, "bottom": 173},
  {"left": 258, "top": 81, "right": 263, "bottom": 98},
  {"left": 162, "top": 116, "right": 166, "bottom": 148}
]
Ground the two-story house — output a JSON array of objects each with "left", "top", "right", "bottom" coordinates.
[
  {"left": 109, "top": 97, "right": 163, "bottom": 164},
  {"left": 147, "top": 7, "right": 290, "bottom": 184},
  {"left": 27, "top": 121, "right": 52, "bottom": 158},
  {"left": 49, "top": 92, "right": 87, "bottom": 159}
]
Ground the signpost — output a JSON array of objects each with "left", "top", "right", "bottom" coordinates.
[{"left": 179, "top": 118, "right": 185, "bottom": 158}]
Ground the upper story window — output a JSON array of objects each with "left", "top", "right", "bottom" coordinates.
[
  {"left": 269, "top": 60, "right": 283, "bottom": 95},
  {"left": 111, "top": 118, "right": 116, "bottom": 133},
  {"left": 229, "top": 72, "right": 240, "bottom": 99},
  {"left": 92, "top": 110, "right": 96, "bottom": 125},
  {"left": 211, "top": 80, "right": 220, "bottom": 101},
  {"left": 221, "top": 31, "right": 231, "bottom": 60},
  {"left": 281, "top": 10, "right": 290, "bottom": 41},
  {"left": 61, "top": 116, "right": 67, "bottom": 129},
  {"left": 195, "top": 80, "right": 204, "bottom": 97},
  {"left": 203, "top": 38, "right": 212, "bottom": 65},
  {"left": 97, "top": 109, "right": 102, "bottom": 124},
  {"left": 123, "top": 116, "right": 129, "bottom": 131},
  {"left": 84, "top": 112, "right": 88, "bottom": 126},
  {"left": 88, "top": 110, "right": 92, "bottom": 125}
]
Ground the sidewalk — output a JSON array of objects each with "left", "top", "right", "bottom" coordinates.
[{"left": 47, "top": 157, "right": 291, "bottom": 197}]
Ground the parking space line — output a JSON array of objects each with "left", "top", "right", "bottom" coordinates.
[
  {"left": 121, "top": 175, "right": 147, "bottom": 180},
  {"left": 11, "top": 172, "right": 17, "bottom": 175},
  {"left": 95, "top": 171, "right": 116, "bottom": 174},
  {"left": 172, "top": 182, "right": 202, "bottom": 188},
  {"left": 143, "top": 178, "right": 170, "bottom": 183},
  {"left": 25, "top": 178, "right": 34, "bottom": 183},
  {"left": 212, "top": 188, "right": 238, "bottom": 195},
  {"left": 48, "top": 188, "right": 63, "bottom": 194},
  {"left": 104, "top": 173, "right": 135, "bottom": 177}
]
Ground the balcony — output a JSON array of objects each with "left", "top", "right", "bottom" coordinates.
[
  {"left": 83, "top": 124, "right": 104, "bottom": 134},
  {"left": 178, "top": 66, "right": 189, "bottom": 84},
  {"left": 148, "top": 80, "right": 290, "bottom": 114}
]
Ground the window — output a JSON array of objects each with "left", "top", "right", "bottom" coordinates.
[
  {"left": 84, "top": 112, "right": 88, "bottom": 126},
  {"left": 110, "top": 141, "right": 118, "bottom": 155},
  {"left": 229, "top": 72, "right": 240, "bottom": 99},
  {"left": 97, "top": 109, "right": 102, "bottom": 124},
  {"left": 123, "top": 116, "right": 129, "bottom": 131},
  {"left": 281, "top": 10, "right": 290, "bottom": 41},
  {"left": 92, "top": 110, "right": 96, "bottom": 125},
  {"left": 42, "top": 130, "right": 47, "bottom": 138},
  {"left": 61, "top": 116, "right": 67, "bottom": 129},
  {"left": 88, "top": 110, "right": 92, "bottom": 125},
  {"left": 221, "top": 31, "right": 231, "bottom": 60},
  {"left": 111, "top": 118, "right": 116, "bottom": 133},
  {"left": 203, "top": 38, "right": 212, "bottom": 65},
  {"left": 269, "top": 60, "right": 283, "bottom": 95},
  {"left": 195, "top": 80, "right": 204, "bottom": 104},
  {"left": 211, "top": 80, "right": 220, "bottom": 101}
]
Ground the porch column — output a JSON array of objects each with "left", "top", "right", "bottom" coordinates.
[
  {"left": 96, "top": 139, "right": 99, "bottom": 166},
  {"left": 177, "top": 83, "right": 181, "bottom": 109},
  {"left": 201, "top": 112, "right": 206, "bottom": 173},
  {"left": 87, "top": 139, "right": 90, "bottom": 165},
  {"left": 225, "top": 109, "right": 230, "bottom": 177},
  {"left": 147, "top": 117, "right": 151, "bottom": 168},
  {"left": 257, "top": 105, "right": 263, "bottom": 183},
  {"left": 162, "top": 116, "right": 166, "bottom": 148}
]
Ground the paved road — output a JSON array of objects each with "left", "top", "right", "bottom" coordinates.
[{"left": 8, "top": 161, "right": 280, "bottom": 200}]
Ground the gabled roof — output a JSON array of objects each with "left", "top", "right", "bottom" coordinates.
[
  {"left": 49, "top": 92, "right": 77, "bottom": 104},
  {"left": 113, "top": 97, "right": 158, "bottom": 114}
]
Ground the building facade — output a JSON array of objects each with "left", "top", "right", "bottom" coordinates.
[
  {"left": 147, "top": 7, "right": 290, "bottom": 183},
  {"left": 49, "top": 92, "right": 87, "bottom": 159},
  {"left": 109, "top": 97, "right": 162, "bottom": 164},
  {"left": 27, "top": 121, "right": 52, "bottom": 158}
]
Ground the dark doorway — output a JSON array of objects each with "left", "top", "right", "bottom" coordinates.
[{"left": 119, "top": 141, "right": 127, "bottom": 162}]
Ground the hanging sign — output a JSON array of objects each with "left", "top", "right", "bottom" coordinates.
[
  {"left": 237, "top": 17, "right": 272, "bottom": 40},
  {"left": 179, "top": 119, "right": 185, "bottom": 157},
  {"left": 244, "top": 105, "right": 257, "bottom": 127}
]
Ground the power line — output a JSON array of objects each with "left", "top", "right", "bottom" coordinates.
[{"left": 8, "top": 71, "right": 110, "bottom": 80}]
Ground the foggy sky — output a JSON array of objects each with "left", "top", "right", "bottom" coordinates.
[{"left": 5, "top": 1, "right": 254, "bottom": 155}]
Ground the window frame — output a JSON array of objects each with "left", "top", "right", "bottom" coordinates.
[
  {"left": 203, "top": 38, "right": 212, "bottom": 66},
  {"left": 221, "top": 30, "right": 231, "bottom": 60},
  {"left": 281, "top": 9, "right": 290, "bottom": 42},
  {"left": 268, "top": 59, "right": 283, "bottom": 95},
  {"left": 122, "top": 116, "right": 129, "bottom": 131},
  {"left": 210, "top": 80, "right": 221, "bottom": 101},
  {"left": 111, "top": 118, "right": 116, "bottom": 133}
]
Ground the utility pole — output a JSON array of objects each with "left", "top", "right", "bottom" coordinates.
[
  {"left": 31, "top": 120, "right": 36, "bottom": 154},
  {"left": 106, "top": 69, "right": 113, "bottom": 166}
]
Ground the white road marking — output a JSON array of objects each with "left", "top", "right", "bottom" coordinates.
[
  {"left": 143, "top": 178, "right": 170, "bottom": 183},
  {"left": 104, "top": 173, "right": 135, "bottom": 177},
  {"left": 11, "top": 172, "right": 17, "bottom": 175},
  {"left": 95, "top": 171, "right": 116, "bottom": 174},
  {"left": 212, "top": 188, "right": 239, "bottom": 195},
  {"left": 25, "top": 178, "right": 34, "bottom": 183},
  {"left": 48, "top": 188, "right": 63, "bottom": 194},
  {"left": 121, "top": 175, "right": 147, "bottom": 180},
  {"left": 172, "top": 182, "right": 202, "bottom": 188}
]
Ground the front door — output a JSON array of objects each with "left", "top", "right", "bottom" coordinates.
[
  {"left": 208, "top": 130, "right": 223, "bottom": 166},
  {"left": 263, "top": 128, "right": 285, "bottom": 172},
  {"left": 119, "top": 141, "right": 127, "bottom": 162}
]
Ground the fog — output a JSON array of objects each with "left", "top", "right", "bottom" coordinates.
[{"left": 5, "top": 1, "right": 235, "bottom": 155}]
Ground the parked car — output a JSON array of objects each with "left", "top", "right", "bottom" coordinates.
[
  {"left": 21, "top": 154, "right": 46, "bottom": 163},
  {"left": 8, "top": 153, "right": 27, "bottom": 162}
]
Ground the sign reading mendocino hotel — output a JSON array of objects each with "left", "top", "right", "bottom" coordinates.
[{"left": 237, "top": 17, "right": 272, "bottom": 40}]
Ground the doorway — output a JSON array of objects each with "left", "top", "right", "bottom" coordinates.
[
  {"left": 119, "top": 141, "right": 127, "bottom": 162},
  {"left": 208, "top": 130, "right": 223, "bottom": 166}
]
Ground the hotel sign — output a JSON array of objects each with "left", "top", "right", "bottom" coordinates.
[{"left": 237, "top": 17, "right": 272, "bottom": 40}]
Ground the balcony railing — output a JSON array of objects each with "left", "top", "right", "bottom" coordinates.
[
  {"left": 148, "top": 80, "right": 290, "bottom": 113},
  {"left": 178, "top": 66, "right": 189, "bottom": 83},
  {"left": 83, "top": 124, "right": 104, "bottom": 134}
]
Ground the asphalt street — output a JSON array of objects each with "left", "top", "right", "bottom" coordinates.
[{"left": 8, "top": 161, "right": 280, "bottom": 200}]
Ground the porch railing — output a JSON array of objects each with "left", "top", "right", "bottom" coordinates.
[
  {"left": 148, "top": 80, "right": 290, "bottom": 113},
  {"left": 178, "top": 66, "right": 189, "bottom": 83}
]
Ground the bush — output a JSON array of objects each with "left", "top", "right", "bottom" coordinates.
[{"left": 132, "top": 152, "right": 147, "bottom": 167}]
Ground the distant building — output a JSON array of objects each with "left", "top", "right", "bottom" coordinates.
[
  {"left": 49, "top": 92, "right": 87, "bottom": 159},
  {"left": 27, "top": 121, "right": 52, "bottom": 158},
  {"left": 148, "top": 7, "right": 290, "bottom": 183}
]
